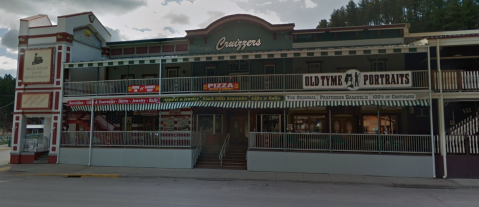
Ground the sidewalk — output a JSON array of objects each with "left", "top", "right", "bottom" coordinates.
[{"left": 4, "top": 163, "right": 479, "bottom": 189}]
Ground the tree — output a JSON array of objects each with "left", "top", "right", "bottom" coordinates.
[
  {"left": 346, "top": 0, "right": 359, "bottom": 26},
  {"left": 317, "top": 19, "right": 329, "bottom": 28}
]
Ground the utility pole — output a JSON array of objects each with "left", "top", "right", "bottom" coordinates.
[{"left": 2, "top": 109, "right": 5, "bottom": 135}]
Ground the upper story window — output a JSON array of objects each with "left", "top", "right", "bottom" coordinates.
[
  {"left": 142, "top": 74, "right": 157, "bottom": 79},
  {"left": 307, "top": 61, "right": 323, "bottom": 73},
  {"left": 229, "top": 60, "right": 249, "bottom": 72},
  {"left": 206, "top": 66, "right": 215, "bottom": 76},
  {"left": 264, "top": 64, "right": 276, "bottom": 74},
  {"left": 167, "top": 67, "right": 178, "bottom": 77},
  {"left": 369, "top": 58, "right": 388, "bottom": 71}
]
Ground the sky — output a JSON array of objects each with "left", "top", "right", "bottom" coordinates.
[{"left": 0, "top": 0, "right": 351, "bottom": 77}]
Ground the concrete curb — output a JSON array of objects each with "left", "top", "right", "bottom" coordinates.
[{"left": 26, "top": 173, "right": 120, "bottom": 178}]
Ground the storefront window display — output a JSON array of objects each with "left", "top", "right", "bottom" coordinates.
[
  {"left": 293, "top": 115, "right": 326, "bottom": 133},
  {"left": 362, "top": 115, "right": 398, "bottom": 134},
  {"left": 257, "top": 114, "right": 283, "bottom": 132},
  {"left": 195, "top": 114, "right": 223, "bottom": 134}
]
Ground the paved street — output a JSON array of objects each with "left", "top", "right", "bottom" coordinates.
[
  {"left": 1, "top": 172, "right": 479, "bottom": 207},
  {"left": 0, "top": 144, "right": 10, "bottom": 166}
]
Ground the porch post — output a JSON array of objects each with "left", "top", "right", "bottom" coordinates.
[
  {"left": 96, "top": 67, "right": 99, "bottom": 95},
  {"left": 126, "top": 65, "right": 130, "bottom": 94},
  {"left": 88, "top": 98, "right": 94, "bottom": 166},
  {"left": 159, "top": 60, "right": 162, "bottom": 95},
  {"left": 283, "top": 58, "right": 286, "bottom": 91},
  {"left": 329, "top": 106, "right": 332, "bottom": 152},
  {"left": 283, "top": 109, "right": 286, "bottom": 151},
  {"left": 190, "top": 63, "right": 193, "bottom": 93},
  {"left": 437, "top": 39, "right": 447, "bottom": 178},
  {"left": 427, "top": 46, "right": 436, "bottom": 178},
  {"left": 159, "top": 110, "right": 162, "bottom": 148},
  {"left": 377, "top": 105, "right": 381, "bottom": 154},
  {"left": 248, "top": 109, "right": 250, "bottom": 149},
  {"left": 124, "top": 110, "right": 127, "bottom": 148}
]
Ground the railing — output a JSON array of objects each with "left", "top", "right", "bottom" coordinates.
[
  {"left": 435, "top": 135, "right": 479, "bottom": 155},
  {"left": 219, "top": 133, "right": 230, "bottom": 166},
  {"left": 192, "top": 133, "right": 206, "bottom": 166},
  {"left": 61, "top": 131, "right": 194, "bottom": 148},
  {"left": 433, "top": 70, "right": 479, "bottom": 91},
  {"left": 449, "top": 112, "right": 478, "bottom": 135},
  {"left": 64, "top": 71, "right": 430, "bottom": 96},
  {"left": 61, "top": 131, "right": 90, "bottom": 146},
  {"left": 0, "top": 135, "right": 11, "bottom": 145},
  {"left": 249, "top": 132, "right": 432, "bottom": 154},
  {"left": 23, "top": 134, "right": 50, "bottom": 152}
]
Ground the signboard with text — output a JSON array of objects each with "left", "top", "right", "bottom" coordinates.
[
  {"left": 303, "top": 69, "right": 412, "bottom": 91},
  {"left": 128, "top": 85, "right": 160, "bottom": 93},
  {"left": 67, "top": 98, "right": 160, "bottom": 106},
  {"left": 285, "top": 94, "right": 416, "bottom": 101},
  {"left": 22, "top": 48, "right": 54, "bottom": 84},
  {"left": 203, "top": 82, "right": 239, "bottom": 91}
]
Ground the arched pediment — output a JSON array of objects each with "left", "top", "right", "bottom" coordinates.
[{"left": 186, "top": 14, "right": 294, "bottom": 37}]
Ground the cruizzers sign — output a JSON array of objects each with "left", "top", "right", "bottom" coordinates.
[{"left": 23, "top": 48, "right": 54, "bottom": 84}]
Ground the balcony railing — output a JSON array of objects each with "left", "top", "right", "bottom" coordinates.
[
  {"left": 60, "top": 131, "right": 201, "bottom": 148},
  {"left": 64, "top": 71, "right": 429, "bottom": 96},
  {"left": 249, "top": 132, "right": 432, "bottom": 154},
  {"left": 432, "top": 70, "right": 479, "bottom": 92}
]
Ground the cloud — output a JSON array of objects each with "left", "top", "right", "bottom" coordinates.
[
  {"left": 164, "top": 13, "right": 190, "bottom": 25},
  {"left": 132, "top": 27, "right": 152, "bottom": 32},
  {"left": 0, "top": 56, "right": 17, "bottom": 77},
  {"left": 105, "top": 27, "right": 128, "bottom": 42},
  {"left": 199, "top": 11, "right": 226, "bottom": 28},
  {"left": 163, "top": 26, "right": 178, "bottom": 34},
  {"left": 305, "top": 0, "right": 317, "bottom": 8},
  {"left": 234, "top": 0, "right": 351, "bottom": 29},
  {"left": 0, "top": 28, "right": 8, "bottom": 37},
  {"left": 161, "top": 0, "right": 195, "bottom": 6},
  {"left": 0, "top": 29, "right": 18, "bottom": 51}
]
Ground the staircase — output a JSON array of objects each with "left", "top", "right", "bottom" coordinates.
[
  {"left": 195, "top": 143, "right": 248, "bottom": 170},
  {"left": 449, "top": 112, "right": 479, "bottom": 135},
  {"left": 33, "top": 152, "right": 49, "bottom": 164}
]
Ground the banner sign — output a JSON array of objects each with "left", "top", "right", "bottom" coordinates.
[
  {"left": 23, "top": 48, "right": 54, "bottom": 84},
  {"left": 160, "top": 95, "right": 284, "bottom": 103},
  {"left": 67, "top": 98, "right": 160, "bottom": 106},
  {"left": 285, "top": 94, "right": 416, "bottom": 101},
  {"left": 303, "top": 69, "right": 412, "bottom": 91},
  {"left": 20, "top": 93, "right": 52, "bottom": 110},
  {"left": 203, "top": 82, "right": 239, "bottom": 91},
  {"left": 128, "top": 85, "right": 160, "bottom": 93}
]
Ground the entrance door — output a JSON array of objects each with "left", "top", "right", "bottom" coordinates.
[{"left": 229, "top": 113, "right": 248, "bottom": 145}]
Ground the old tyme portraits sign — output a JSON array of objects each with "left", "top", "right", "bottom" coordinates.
[{"left": 23, "top": 48, "right": 54, "bottom": 84}]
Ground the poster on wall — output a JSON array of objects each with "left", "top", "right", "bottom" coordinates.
[
  {"left": 203, "top": 83, "right": 240, "bottom": 91},
  {"left": 162, "top": 116, "right": 175, "bottom": 131},
  {"left": 176, "top": 116, "right": 190, "bottom": 131},
  {"left": 23, "top": 48, "right": 54, "bottom": 84}
]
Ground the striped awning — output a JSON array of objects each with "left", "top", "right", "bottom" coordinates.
[{"left": 69, "top": 99, "right": 429, "bottom": 111}]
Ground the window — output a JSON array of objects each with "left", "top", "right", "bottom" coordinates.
[
  {"left": 264, "top": 64, "right": 275, "bottom": 74},
  {"left": 362, "top": 115, "right": 398, "bottom": 134},
  {"left": 121, "top": 75, "right": 134, "bottom": 79},
  {"left": 229, "top": 61, "right": 248, "bottom": 72},
  {"left": 142, "top": 74, "right": 157, "bottom": 79},
  {"left": 195, "top": 114, "right": 222, "bottom": 134},
  {"left": 307, "top": 62, "right": 322, "bottom": 73},
  {"left": 371, "top": 61, "right": 386, "bottom": 71},
  {"left": 206, "top": 67, "right": 215, "bottom": 76},
  {"left": 167, "top": 68, "right": 178, "bottom": 77},
  {"left": 293, "top": 115, "right": 326, "bottom": 133},
  {"left": 257, "top": 114, "right": 283, "bottom": 132}
]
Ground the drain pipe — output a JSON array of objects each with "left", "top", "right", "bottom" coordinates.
[{"left": 437, "top": 39, "right": 447, "bottom": 179}]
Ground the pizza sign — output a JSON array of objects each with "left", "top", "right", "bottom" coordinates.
[
  {"left": 128, "top": 85, "right": 160, "bottom": 93},
  {"left": 203, "top": 83, "right": 239, "bottom": 91}
]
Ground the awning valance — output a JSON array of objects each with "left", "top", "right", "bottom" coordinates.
[{"left": 69, "top": 99, "right": 429, "bottom": 111}]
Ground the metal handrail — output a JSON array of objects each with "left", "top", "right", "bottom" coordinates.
[
  {"left": 193, "top": 133, "right": 206, "bottom": 165},
  {"left": 219, "top": 133, "right": 230, "bottom": 166}
]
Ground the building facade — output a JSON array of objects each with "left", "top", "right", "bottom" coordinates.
[{"left": 11, "top": 12, "right": 479, "bottom": 178}]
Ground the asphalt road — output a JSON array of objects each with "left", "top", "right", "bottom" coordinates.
[
  {"left": 0, "top": 145, "right": 10, "bottom": 165},
  {"left": 1, "top": 172, "right": 479, "bottom": 207}
]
